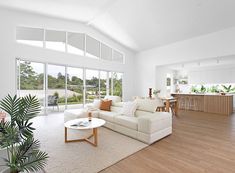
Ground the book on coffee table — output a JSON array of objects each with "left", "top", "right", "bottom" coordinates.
[{"left": 71, "top": 121, "right": 89, "bottom": 127}]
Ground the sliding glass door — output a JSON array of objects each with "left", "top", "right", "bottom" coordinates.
[
  {"left": 47, "top": 64, "right": 66, "bottom": 113},
  {"left": 17, "top": 59, "right": 123, "bottom": 114},
  {"left": 100, "top": 71, "right": 108, "bottom": 99},
  {"left": 85, "top": 69, "right": 99, "bottom": 103},
  {"left": 113, "top": 72, "right": 123, "bottom": 97},
  {"left": 67, "top": 67, "right": 84, "bottom": 109},
  {"left": 17, "top": 60, "right": 45, "bottom": 114}
]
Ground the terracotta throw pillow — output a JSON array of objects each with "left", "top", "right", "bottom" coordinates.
[{"left": 100, "top": 100, "right": 112, "bottom": 111}]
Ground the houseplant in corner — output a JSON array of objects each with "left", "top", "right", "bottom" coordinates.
[{"left": 0, "top": 95, "right": 48, "bottom": 173}]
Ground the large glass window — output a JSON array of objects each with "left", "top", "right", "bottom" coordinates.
[
  {"left": 16, "top": 26, "right": 125, "bottom": 64},
  {"left": 113, "top": 72, "right": 123, "bottom": 97},
  {"left": 109, "top": 72, "right": 113, "bottom": 95},
  {"left": 16, "top": 59, "right": 123, "bottom": 114},
  {"left": 46, "top": 30, "right": 66, "bottom": 52},
  {"left": 85, "top": 69, "right": 99, "bottom": 103},
  {"left": 100, "top": 71, "right": 108, "bottom": 98},
  {"left": 47, "top": 64, "right": 66, "bottom": 112},
  {"left": 86, "top": 35, "right": 100, "bottom": 59},
  {"left": 16, "top": 27, "right": 43, "bottom": 47},
  {"left": 101, "top": 43, "right": 112, "bottom": 61},
  {"left": 17, "top": 60, "right": 45, "bottom": 114},
  {"left": 67, "top": 67, "right": 84, "bottom": 109},
  {"left": 67, "top": 32, "right": 85, "bottom": 56},
  {"left": 113, "top": 50, "right": 124, "bottom": 63}
]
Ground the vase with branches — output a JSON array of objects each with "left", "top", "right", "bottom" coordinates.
[{"left": 0, "top": 95, "right": 48, "bottom": 173}]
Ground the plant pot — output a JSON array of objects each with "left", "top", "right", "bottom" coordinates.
[
  {"left": 0, "top": 168, "right": 10, "bottom": 173},
  {"left": 0, "top": 168, "right": 21, "bottom": 173}
]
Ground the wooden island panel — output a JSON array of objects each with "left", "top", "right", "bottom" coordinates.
[
  {"left": 204, "top": 95, "right": 233, "bottom": 115},
  {"left": 172, "top": 93, "right": 233, "bottom": 115}
]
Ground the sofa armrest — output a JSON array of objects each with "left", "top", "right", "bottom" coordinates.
[{"left": 138, "top": 112, "right": 172, "bottom": 134}]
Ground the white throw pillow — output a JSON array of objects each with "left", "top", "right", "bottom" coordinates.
[
  {"left": 93, "top": 99, "right": 101, "bottom": 109},
  {"left": 121, "top": 101, "right": 138, "bottom": 117}
]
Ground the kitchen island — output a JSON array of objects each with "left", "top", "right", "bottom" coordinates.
[{"left": 171, "top": 93, "right": 233, "bottom": 115}]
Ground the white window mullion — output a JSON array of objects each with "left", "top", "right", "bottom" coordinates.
[
  {"left": 106, "top": 71, "right": 109, "bottom": 96},
  {"left": 83, "top": 68, "right": 86, "bottom": 106},
  {"left": 111, "top": 72, "right": 114, "bottom": 96},
  {"left": 17, "top": 58, "right": 21, "bottom": 97},
  {"left": 44, "top": 63, "right": 48, "bottom": 115},
  {"left": 65, "top": 66, "right": 68, "bottom": 109},
  {"left": 65, "top": 32, "right": 68, "bottom": 53},
  {"left": 99, "top": 41, "right": 101, "bottom": 60},
  {"left": 98, "top": 71, "right": 101, "bottom": 99},
  {"left": 43, "top": 29, "right": 46, "bottom": 48},
  {"left": 84, "top": 34, "right": 87, "bottom": 57}
]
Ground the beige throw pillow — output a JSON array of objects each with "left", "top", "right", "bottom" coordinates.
[{"left": 135, "top": 99, "right": 160, "bottom": 113}]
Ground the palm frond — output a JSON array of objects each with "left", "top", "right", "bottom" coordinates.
[
  {"left": 0, "top": 121, "right": 20, "bottom": 148},
  {"left": 19, "top": 95, "right": 41, "bottom": 120},
  {"left": 0, "top": 95, "right": 48, "bottom": 173},
  {"left": 0, "top": 95, "right": 21, "bottom": 123},
  {"left": 16, "top": 138, "right": 40, "bottom": 160},
  {"left": 19, "top": 150, "right": 48, "bottom": 173}
]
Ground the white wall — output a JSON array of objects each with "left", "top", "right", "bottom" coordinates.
[
  {"left": 135, "top": 26, "right": 235, "bottom": 96},
  {"left": 188, "top": 66, "right": 235, "bottom": 84},
  {"left": 0, "top": 8, "right": 135, "bottom": 101},
  {"left": 155, "top": 66, "right": 174, "bottom": 97}
]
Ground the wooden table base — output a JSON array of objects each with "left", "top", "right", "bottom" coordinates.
[{"left": 64, "top": 127, "right": 98, "bottom": 147}]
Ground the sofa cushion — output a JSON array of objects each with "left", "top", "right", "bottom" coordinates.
[
  {"left": 135, "top": 99, "right": 159, "bottom": 113},
  {"left": 100, "top": 100, "right": 112, "bottom": 111},
  {"left": 135, "top": 110, "right": 156, "bottom": 118},
  {"left": 112, "top": 102, "right": 124, "bottom": 107},
  {"left": 114, "top": 115, "right": 138, "bottom": 130},
  {"left": 99, "top": 111, "right": 120, "bottom": 123},
  {"left": 111, "top": 106, "right": 123, "bottom": 113},
  {"left": 138, "top": 112, "right": 172, "bottom": 134}
]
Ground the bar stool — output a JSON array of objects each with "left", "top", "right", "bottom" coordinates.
[
  {"left": 156, "top": 106, "right": 166, "bottom": 112},
  {"left": 156, "top": 97, "right": 165, "bottom": 112},
  {"left": 169, "top": 99, "right": 177, "bottom": 115}
]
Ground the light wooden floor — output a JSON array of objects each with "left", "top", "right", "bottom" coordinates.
[{"left": 100, "top": 110, "right": 235, "bottom": 173}]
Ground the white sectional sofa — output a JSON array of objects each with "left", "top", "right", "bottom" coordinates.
[{"left": 64, "top": 97, "right": 172, "bottom": 144}]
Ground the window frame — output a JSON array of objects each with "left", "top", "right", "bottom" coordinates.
[
  {"left": 16, "top": 58, "right": 124, "bottom": 114},
  {"left": 16, "top": 26, "right": 125, "bottom": 64}
]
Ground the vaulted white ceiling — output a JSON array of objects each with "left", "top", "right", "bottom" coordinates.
[{"left": 1, "top": 0, "right": 235, "bottom": 52}]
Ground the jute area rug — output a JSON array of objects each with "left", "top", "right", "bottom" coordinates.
[{"left": 32, "top": 113, "right": 148, "bottom": 173}]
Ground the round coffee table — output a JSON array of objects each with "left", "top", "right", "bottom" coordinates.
[{"left": 64, "top": 118, "right": 105, "bottom": 147}]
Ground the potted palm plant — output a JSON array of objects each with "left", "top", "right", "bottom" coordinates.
[{"left": 0, "top": 95, "right": 48, "bottom": 173}]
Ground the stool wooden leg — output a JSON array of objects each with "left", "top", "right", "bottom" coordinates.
[{"left": 165, "top": 100, "right": 170, "bottom": 112}]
